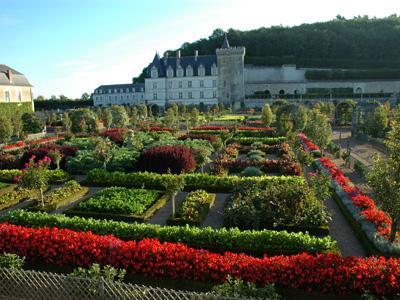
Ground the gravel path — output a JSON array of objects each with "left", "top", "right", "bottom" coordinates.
[
  {"left": 201, "top": 193, "right": 230, "bottom": 229},
  {"left": 147, "top": 192, "right": 187, "bottom": 226},
  {"left": 325, "top": 197, "right": 367, "bottom": 257}
]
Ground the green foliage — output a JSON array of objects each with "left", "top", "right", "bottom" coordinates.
[
  {"left": 70, "top": 108, "right": 98, "bottom": 134},
  {"left": 85, "top": 168, "right": 302, "bottom": 193},
  {"left": 0, "top": 253, "right": 25, "bottom": 269},
  {"left": 175, "top": 190, "right": 214, "bottom": 223},
  {"left": 76, "top": 187, "right": 160, "bottom": 215},
  {"left": 0, "top": 188, "right": 40, "bottom": 210},
  {"left": 336, "top": 100, "right": 356, "bottom": 126},
  {"left": 22, "top": 113, "right": 43, "bottom": 134},
  {"left": 71, "top": 263, "right": 126, "bottom": 283},
  {"left": 364, "top": 105, "right": 389, "bottom": 138},
  {"left": 261, "top": 103, "right": 273, "bottom": 126},
  {"left": 242, "top": 167, "right": 264, "bottom": 177},
  {"left": 102, "top": 108, "right": 112, "bottom": 129},
  {"left": 212, "top": 276, "right": 281, "bottom": 300},
  {"left": 62, "top": 112, "right": 72, "bottom": 132},
  {"left": 109, "top": 105, "right": 129, "bottom": 127},
  {"left": 307, "top": 172, "right": 331, "bottom": 202},
  {"left": 3, "top": 210, "right": 338, "bottom": 255},
  {"left": 0, "top": 169, "right": 68, "bottom": 184},
  {"left": 0, "top": 116, "right": 13, "bottom": 143},
  {"left": 304, "top": 109, "right": 332, "bottom": 149},
  {"left": 230, "top": 137, "right": 286, "bottom": 145},
  {"left": 34, "top": 99, "right": 92, "bottom": 110}
]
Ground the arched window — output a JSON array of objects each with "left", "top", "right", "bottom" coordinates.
[
  {"left": 211, "top": 64, "right": 217, "bottom": 76},
  {"left": 355, "top": 87, "right": 362, "bottom": 94},
  {"left": 167, "top": 67, "right": 174, "bottom": 78},
  {"left": 279, "top": 90, "right": 285, "bottom": 95},
  {"left": 177, "top": 67, "right": 183, "bottom": 77}
]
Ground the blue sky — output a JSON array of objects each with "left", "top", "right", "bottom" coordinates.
[{"left": 1, "top": 0, "right": 400, "bottom": 98}]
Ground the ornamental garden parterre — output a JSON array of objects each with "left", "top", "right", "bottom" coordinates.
[{"left": 0, "top": 106, "right": 399, "bottom": 299}]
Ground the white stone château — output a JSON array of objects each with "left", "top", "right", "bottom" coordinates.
[
  {"left": 93, "top": 35, "right": 400, "bottom": 108},
  {"left": 92, "top": 83, "right": 145, "bottom": 106}
]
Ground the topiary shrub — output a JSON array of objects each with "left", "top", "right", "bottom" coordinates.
[
  {"left": 137, "top": 145, "right": 196, "bottom": 174},
  {"left": 241, "top": 166, "right": 264, "bottom": 177},
  {"left": 247, "top": 154, "right": 264, "bottom": 162},
  {"left": 247, "top": 149, "right": 266, "bottom": 158}
]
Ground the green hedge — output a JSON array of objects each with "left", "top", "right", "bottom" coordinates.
[
  {"left": 34, "top": 100, "right": 93, "bottom": 111},
  {"left": 1, "top": 210, "right": 338, "bottom": 256},
  {"left": 0, "top": 189, "right": 40, "bottom": 211},
  {"left": 0, "top": 102, "right": 32, "bottom": 120},
  {"left": 83, "top": 169, "right": 302, "bottom": 193},
  {"left": 0, "top": 169, "right": 70, "bottom": 184}
]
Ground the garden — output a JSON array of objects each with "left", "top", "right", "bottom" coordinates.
[{"left": 0, "top": 102, "right": 399, "bottom": 298}]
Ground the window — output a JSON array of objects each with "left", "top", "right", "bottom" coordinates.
[
  {"left": 18, "top": 91, "right": 22, "bottom": 102},
  {"left": 177, "top": 67, "right": 183, "bottom": 77},
  {"left": 168, "top": 81, "right": 172, "bottom": 89},
  {"left": 186, "top": 66, "right": 193, "bottom": 77},
  {"left": 213, "top": 80, "right": 217, "bottom": 87},
  {"left": 200, "top": 80, "right": 204, "bottom": 87},
  {"left": 153, "top": 82, "right": 157, "bottom": 89},
  {"left": 211, "top": 64, "right": 217, "bottom": 75},
  {"left": 5, "top": 91, "right": 10, "bottom": 102},
  {"left": 153, "top": 93, "right": 157, "bottom": 100},
  {"left": 151, "top": 67, "right": 158, "bottom": 78},
  {"left": 120, "top": 88, "right": 123, "bottom": 93},
  {"left": 108, "top": 89, "right": 111, "bottom": 94},
  {"left": 188, "top": 81, "right": 192, "bottom": 88},
  {"left": 114, "top": 89, "right": 117, "bottom": 93},
  {"left": 126, "top": 88, "right": 129, "bottom": 93},
  {"left": 188, "top": 92, "right": 192, "bottom": 99},
  {"left": 178, "top": 81, "right": 182, "bottom": 88},
  {"left": 198, "top": 65, "right": 205, "bottom": 76},
  {"left": 213, "top": 91, "right": 217, "bottom": 98},
  {"left": 200, "top": 91, "right": 204, "bottom": 98},
  {"left": 108, "top": 96, "right": 111, "bottom": 101},
  {"left": 167, "top": 68, "right": 173, "bottom": 78},
  {"left": 179, "top": 92, "right": 183, "bottom": 99}
]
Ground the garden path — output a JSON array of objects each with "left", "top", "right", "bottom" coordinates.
[
  {"left": 0, "top": 199, "right": 36, "bottom": 218},
  {"left": 325, "top": 196, "right": 367, "bottom": 257},
  {"left": 147, "top": 192, "right": 187, "bottom": 226},
  {"left": 50, "top": 186, "right": 104, "bottom": 214},
  {"left": 201, "top": 193, "right": 230, "bottom": 229}
]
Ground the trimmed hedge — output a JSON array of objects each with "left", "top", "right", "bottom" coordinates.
[
  {"left": 1, "top": 210, "right": 338, "bottom": 256},
  {"left": 0, "top": 169, "right": 70, "bottom": 184},
  {"left": 0, "top": 102, "right": 32, "bottom": 120},
  {"left": 230, "top": 137, "right": 287, "bottom": 145},
  {"left": 0, "top": 188, "right": 40, "bottom": 211},
  {"left": 83, "top": 169, "right": 303, "bottom": 193}
]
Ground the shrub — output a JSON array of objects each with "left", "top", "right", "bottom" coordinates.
[
  {"left": 231, "top": 137, "right": 286, "bottom": 145},
  {"left": 75, "top": 187, "right": 160, "bottom": 215},
  {"left": 71, "top": 263, "right": 126, "bottom": 283},
  {"left": 0, "top": 153, "right": 20, "bottom": 169},
  {"left": 242, "top": 167, "right": 264, "bottom": 177},
  {"left": 2, "top": 210, "right": 338, "bottom": 255},
  {"left": 0, "top": 223, "right": 397, "bottom": 296},
  {"left": 137, "top": 145, "right": 196, "bottom": 174},
  {"left": 174, "top": 190, "right": 214, "bottom": 224},
  {"left": 179, "top": 133, "right": 217, "bottom": 143},
  {"left": 0, "top": 252, "right": 25, "bottom": 269}
]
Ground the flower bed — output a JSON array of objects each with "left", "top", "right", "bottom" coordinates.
[
  {"left": 83, "top": 169, "right": 303, "bottom": 193},
  {"left": 0, "top": 222, "right": 398, "bottom": 296},
  {"left": 179, "top": 134, "right": 217, "bottom": 144},
  {"left": 0, "top": 188, "right": 41, "bottom": 211},
  {"left": 3, "top": 210, "right": 337, "bottom": 255},
  {"left": 0, "top": 169, "right": 69, "bottom": 184},
  {"left": 2, "top": 136, "right": 65, "bottom": 151},
  {"left": 29, "top": 181, "right": 88, "bottom": 212},
  {"left": 149, "top": 126, "right": 173, "bottom": 132},
  {"left": 20, "top": 144, "right": 78, "bottom": 169},
  {"left": 230, "top": 137, "right": 286, "bottom": 145},
  {"left": 67, "top": 187, "right": 168, "bottom": 222},
  {"left": 298, "top": 133, "right": 400, "bottom": 255},
  {"left": 191, "top": 125, "right": 228, "bottom": 131},
  {"left": 100, "top": 128, "right": 130, "bottom": 145},
  {"left": 167, "top": 190, "right": 215, "bottom": 226},
  {"left": 137, "top": 145, "right": 196, "bottom": 174}
]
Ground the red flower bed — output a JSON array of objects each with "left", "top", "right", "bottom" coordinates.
[
  {"left": 179, "top": 134, "right": 217, "bottom": 143},
  {"left": 0, "top": 222, "right": 399, "bottom": 295},
  {"left": 298, "top": 133, "right": 320, "bottom": 151},
  {"left": 137, "top": 145, "right": 196, "bottom": 174},
  {"left": 149, "top": 126, "right": 173, "bottom": 132},
  {"left": 2, "top": 136, "right": 64, "bottom": 150}
]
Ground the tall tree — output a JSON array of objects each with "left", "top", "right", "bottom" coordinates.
[
  {"left": 261, "top": 103, "right": 273, "bottom": 126},
  {"left": 368, "top": 113, "right": 400, "bottom": 242},
  {"left": 0, "top": 116, "right": 13, "bottom": 143},
  {"left": 304, "top": 109, "right": 332, "bottom": 149}
]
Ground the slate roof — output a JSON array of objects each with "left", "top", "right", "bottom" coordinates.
[
  {"left": 146, "top": 53, "right": 217, "bottom": 78},
  {"left": 95, "top": 83, "right": 145, "bottom": 94},
  {"left": 0, "top": 65, "right": 32, "bottom": 87}
]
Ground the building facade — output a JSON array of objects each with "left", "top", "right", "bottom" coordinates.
[
  {"left": 92, "top": 83, "right": 145, "bottom": 107},
  {"left": 0, "top": 65, "right": 33, "bottom": 110}
]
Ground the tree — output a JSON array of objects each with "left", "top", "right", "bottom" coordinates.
[
  {"left": 94, "top": 138, "right": 113, "bottom": 169},
  {"left": 48, "top": 149, "right": 62, "bottom": 169},
  {"left": 163, "top": 107, "right": 176, "bottom": 128},
  {"left": 103, "top": 108, "right": 113, "bottom": 129},
  {"left": 109, "top": 106, "right": 129, "bottom": 128},
  {"left": 11, "top": 115, "right": 23, "bottom": 138},
  {"left": 138, "top": 104, "right": 148, "bottom": 120},
  {"left": 161, "top": 174, "right": 185, "bottom": 217},
  {"left": 62, "top": 112, "right": 71, "bottom": 133},
  {"left": 366, "top": 106, "right": 389, "bottom": 138},
  {"left": 59, "top": 95, "right": 69, "bottom": 101},
  {"left": 70, "top": 109, "right": 98, "bottom": 134},
  {"left": 261, "top": 103, "right": 273, "bottom": 126},
  {"left": 0, "top": 116, "right": 13, "bottom": 143},
  {"left": 19, "top": 156, "right": 51, "bottom": 207},
  {"left": 81, "top": 93, "right": 90, "bottom": 101},
  {"left": 22, "top": 113, "right": 43, "bottom": 134},
  {"left": 304, "top": 109, "right": 332, "bottom": 149},
  {"left": 130, "top": 107, "right": 139, "bottom": 129},
  {"left": 368, "top": 116, "right": 400, "bottom": 242},
  {"left": 190, "top": 108, "right": 200, "bottom": 127}
]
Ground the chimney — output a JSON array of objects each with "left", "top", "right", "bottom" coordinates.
[
  {"left": 164, "top": 52, "right": 169, "bottom": 66},
  {"left": 6, "top": 69, "right": 13, "bottom": 83},
  {"left": 194, "top": 50, "right": 198, "bottom": 61},
  {"left": 176, "top": 50, "right": 181, "bottom": 59}
]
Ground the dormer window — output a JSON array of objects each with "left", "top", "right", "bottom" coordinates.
[
  {"left": 151, "top": 66, "right": 158, "bottom": 78},
  {"left": 167, "top": 67, "right": 174, "bottom": 78},
  {"left": 177, "top": 67, "right": 183, "bottom": 77},
  {"left": 211, "top": 63, "right": 217, "bottom": 76},
  {"left": 198, "top": 65, "right": 205, "bottom": 76},
  {"left": 186, "top": 65, "right": 193, "bottom": 77}
]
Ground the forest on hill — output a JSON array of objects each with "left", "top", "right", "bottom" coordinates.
[{"left": 134, "top": 15, "right": 400, "bottom": 82}]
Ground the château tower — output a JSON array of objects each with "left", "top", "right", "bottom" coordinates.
[{"left": 216, "top": 35, "right": 245, "bottom": 110}]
